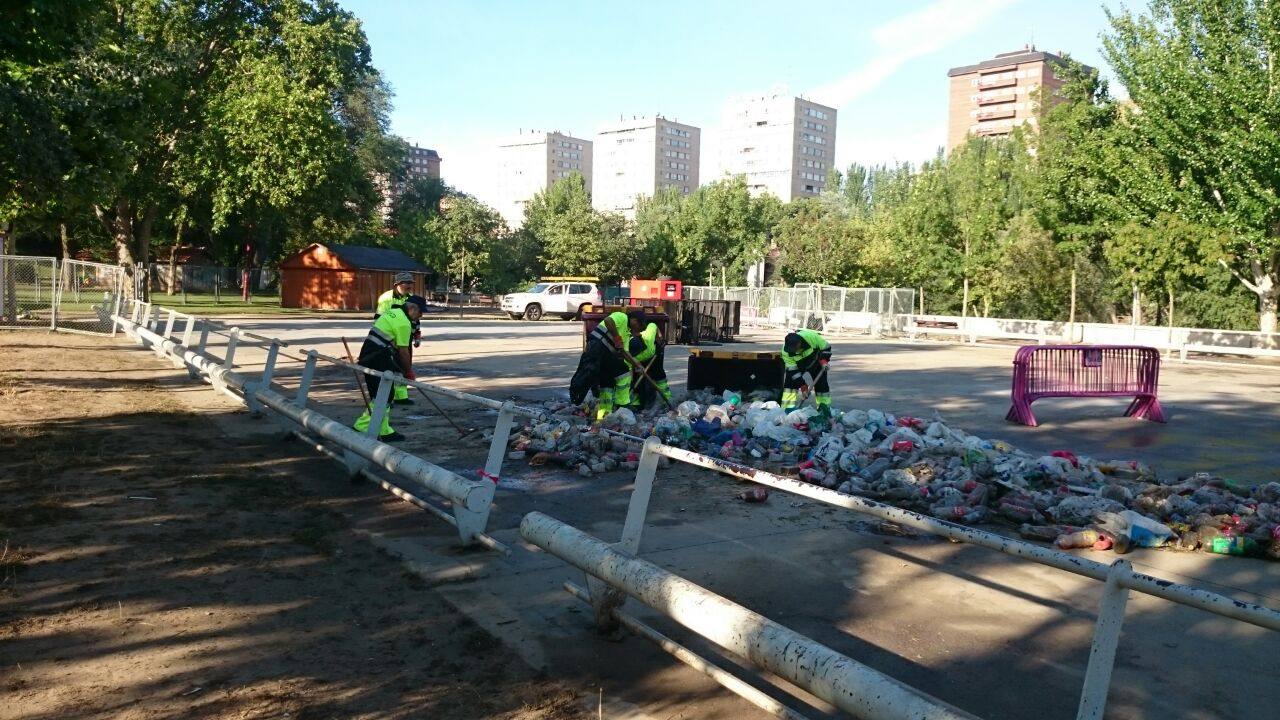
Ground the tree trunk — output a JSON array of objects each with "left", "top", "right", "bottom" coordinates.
[
  {"left": 1068, "top": 262, "right": 1078, "bottom": 340},
  {"left": 1260, "top": 290, "right": 1278, "bottom": 347},
  {"left": 1131, "top": 282, "right": 1141, "bottom": 326},
  {"left": 1251, "top": 264, "right": 1277, "bottom": 346},
  {"left": 168, "top": 218, "right": 183, "bottom": 296},
  {"left": 135, "top": 203, "right": 157, "bottom": 301},
  {"left": 961, "top": 277, "right": 970, "bottom": 320},
  {"left": 60, "top": 223, "right": 70, "bottom": 259},
  {"left": 104, "top": 200, "right": 137, "bottom": 300},
  {"left": 1, "top": 222, "right": 15, "bottom": 323}
]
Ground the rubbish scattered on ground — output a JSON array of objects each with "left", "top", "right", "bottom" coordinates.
[
  {"left": 504, "top": 391, "right": 1280, "bottom": 562},
  {"left": 739, "top": 488, "right": 769, "bottom": 503}
]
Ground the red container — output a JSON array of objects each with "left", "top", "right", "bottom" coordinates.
[{"left": 630, "top": 279, "right": 682, "bottom": 300}]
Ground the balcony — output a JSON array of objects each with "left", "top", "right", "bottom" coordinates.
[
  {"left": 977, "top": 93, "right": 1016, "bottom": 106},
  {"left": 977, "top": 107, "right": 1017, "bottom": 121},
  {"left": 978, "top": 76, "right": 1016, "bottom": 90},
  {"left": 975, "top": 126, "right": 1012, "bottom": 137}
]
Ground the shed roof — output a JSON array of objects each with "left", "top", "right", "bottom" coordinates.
[{"left": 322, "top": 244, "right": 430, "bottom": 272}]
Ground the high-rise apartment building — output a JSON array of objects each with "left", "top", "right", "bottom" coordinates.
[
  {"left": 946, "top": 45, "right": 1087, "bottom": 152},
  {"left": 376, "top": 143, "right": 442, "bottom": 218},
  {"left": 717, "top": 92, "right": 837, "bottom": 202},
  {"left": 592, "top": 116, "right": 700, "bottom": 218},
  {"left": 405, "top": 144, "right": 441, "bottom": 181},
  {"left": 493, "top": 131, "right": 593, "bottom": 228}
]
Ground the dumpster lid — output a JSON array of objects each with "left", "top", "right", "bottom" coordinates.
[{"left": 688, "top": 349, "right": 780, "bottom": 360}]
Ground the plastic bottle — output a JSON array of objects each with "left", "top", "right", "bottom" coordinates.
[
  {"left": 739, "top": 488, "right": 769, "bottom": 503},
  {"left": 1055, "top": 529, "right": 1102, "bottom": 549},
  {"left": 858, "top": 457, "right": 891, "bottom": 482},
  {"left": 1205, "top": 536, "right": 1259, "bottom": 556}
]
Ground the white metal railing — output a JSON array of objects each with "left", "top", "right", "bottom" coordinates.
[
  {"left": 523, "top": 511, "right": 979, "bottom": 720},
  {"left": 901, "top": 313, "right": 1280, "bottom": 361},
  {"left": 599, "top": 436, "right": 1280, "bottom": 720},
  {"left": 685, "top": 285, "right": 1280, "bottom": 361},
  {"left": 113, "top": 299, "right": 546, "bottom": 551}
]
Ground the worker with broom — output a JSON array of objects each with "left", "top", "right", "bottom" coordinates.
[
  {"left": 781, "top": 329, "right": 832, "bottom": 415},
  {"left": 628, "top": 320, "right": 672, "bottom": 409},
  {"left": 570, "top": 308, "right": 647, "bottom": 421},
  {"left": 375, "top": 272, "right": 417, "bottom": 406},
  {"left": 353, "top": 294, "right": 426, "bottom": 442}
]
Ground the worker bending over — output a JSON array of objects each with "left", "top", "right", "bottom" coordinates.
[
  {"left": 354, "top": 295, "right": 426, "bottom": 441},
  {"left": 628, "top": 321, "right": 671, "bottom": 408},
  {"left": 375, "top": 272, "right": 417, "bottom": 405},
  {"left": 570, "top": 308, "right": 646, "bottom": 421},
  {"left": 781, "top": 329, "right": 832, "bottom": 414}
]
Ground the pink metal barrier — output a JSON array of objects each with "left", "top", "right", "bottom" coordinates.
[{"left": 1006, "top": 345, "right": 1166, "bottom": 427}]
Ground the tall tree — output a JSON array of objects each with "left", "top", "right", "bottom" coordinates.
[
  {"left": 1104, "top": 0, "right": 1280, "bottom": 336},
  {"left": 428, "top": 193, "right": 503, "bottom": 292},
  {"left": 1033, "top": 57, "right": 1121, "bottom": 328}
]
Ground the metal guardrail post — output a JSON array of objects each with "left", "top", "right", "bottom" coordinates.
[
  {"left": 245, "top": 341, "right": 280, "bottom": 417},
  {"left": 223, "top": 327, "right": 240, "bottom": 369},
  {"left": 181, "top": 315, "right": 195, "bottom": 347},
  {"left": 191, "top": 321, "right": 210, "bottom": 379},
  {"left": 344, "top": 372, "right": 392, "bottom": 479},
  {"left": 619, "top": 437, "right": 662, "bottom": 556},
  {"left": 1076, "top": 560, "right": 1133, "bottom": 720},
  {"left": 213, "top": 328, "right": 239, "bottom": 394},
  {"left": 366, "top": 371, "right": 392, "bottom": 439},
  {"left": 295, "top": 350, "right": 318, "bottom": 406},
  {"left": 482, "top": 401, "right": 517, "bottom": 482},
  {"left": 162, "top": 309, "right": 176, "bottom": 340}
]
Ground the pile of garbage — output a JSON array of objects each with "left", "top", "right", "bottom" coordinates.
[{"left": 506, "top": 390, "right": 1280, "bottom": 561}]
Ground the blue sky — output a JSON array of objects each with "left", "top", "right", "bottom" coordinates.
[{"left": 342, "top": 0, "right": 1122, "bottom": 199}]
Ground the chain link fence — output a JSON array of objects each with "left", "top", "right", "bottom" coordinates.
[
  {"left": 0, "top": 255, "right": 57, "bottom": 329},
  {"left": 149, "top": 264, "right": 279, "bottom": 303},
  {"left": 684, "top": 285, "right": 914, "bottom": 334},
  {"left": 57, "top": 259, "right": 126, "bottom": 335}
]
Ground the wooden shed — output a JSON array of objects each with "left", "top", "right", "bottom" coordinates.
[{"left": 279, "top": 243, "right": 432, "bottom": 311}]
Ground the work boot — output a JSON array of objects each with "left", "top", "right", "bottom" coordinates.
[
  {"left": 393, "top": 397, "right": 415, "bottom": 406},
  {"left": 379, "top": 431, "right": 407, "bottom": 442}
]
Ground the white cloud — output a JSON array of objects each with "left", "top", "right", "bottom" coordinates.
[{"left": 808, "top": 0, "right": 1023, "bottom": 109}]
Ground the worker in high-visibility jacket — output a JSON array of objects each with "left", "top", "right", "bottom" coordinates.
[
  {"left": 628, "top": 321, "right": 671, "bottom": 408},
  {"left": 781, "top": 329, "right": 832, "bottom": 413},
  {"left": 569, "top": 308, "right": 646, "bottom": 421},
  {"left": 375, "top": 272, "right": 416, "bottom": 405},
  {"left": 354, "top": 295, "right": 425, "bottom": 442}
]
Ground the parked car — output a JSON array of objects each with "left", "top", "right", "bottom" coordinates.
[{"left": 501, "top": 281, "right": 602, "bottom": 321}]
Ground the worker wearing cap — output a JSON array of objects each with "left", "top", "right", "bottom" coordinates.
[
  {"left": 354, "top": 295, "right": 425, "bottom": 442},
  {"left": 571, "top": 308, "right": 646, "bottom": 420},
  {"left": 375, "top": 272, "right": 416, "bottom": 405},
  {"left": 628, "top": 321, "right": 671, "bottom": 408},
  {"left": 781, "top": 329, "right": 832, "bottom": 414},
  {"left": 375, "top": 272, "right": 414, "bottom": 318}
]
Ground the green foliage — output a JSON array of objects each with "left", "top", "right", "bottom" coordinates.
[
  {"left": 1, "top": 0, "right": 407, "bottom": 295},
  {"left": 1103, "top": 0, "right": 1280, "bottom": 332},
  {"left": 427, "top": 193, "right": 503, "bottom": 291}
]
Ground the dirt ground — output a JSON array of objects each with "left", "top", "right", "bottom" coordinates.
[{"left": 0, "top": 331, "right": 586, "bottom": 720}]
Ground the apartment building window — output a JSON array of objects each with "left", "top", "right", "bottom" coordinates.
[
  {"left": 800, "top": 145, "right": 826, "bottom": 158},
  {"left": 664, "top": 127, "right": 691, "bottom": 137},
  {"left": 804, "top": 184, "right": 817, "bottom": 192},
  {"left": 801, "top": 133, "right": 827, "bottom": 145},
  {"left": 802, "top": 120, "right": 828, "bottom": 132},
  {"left": 804, "top": 107, "right": 828, "bottom": 120},
  {"left": 667, "top": 139, "right": 690, "bottom": 148}
]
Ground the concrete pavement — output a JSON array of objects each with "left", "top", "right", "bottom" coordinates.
[{"left": 180, "top": 316, "right": 1280, "bottom": 719}]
